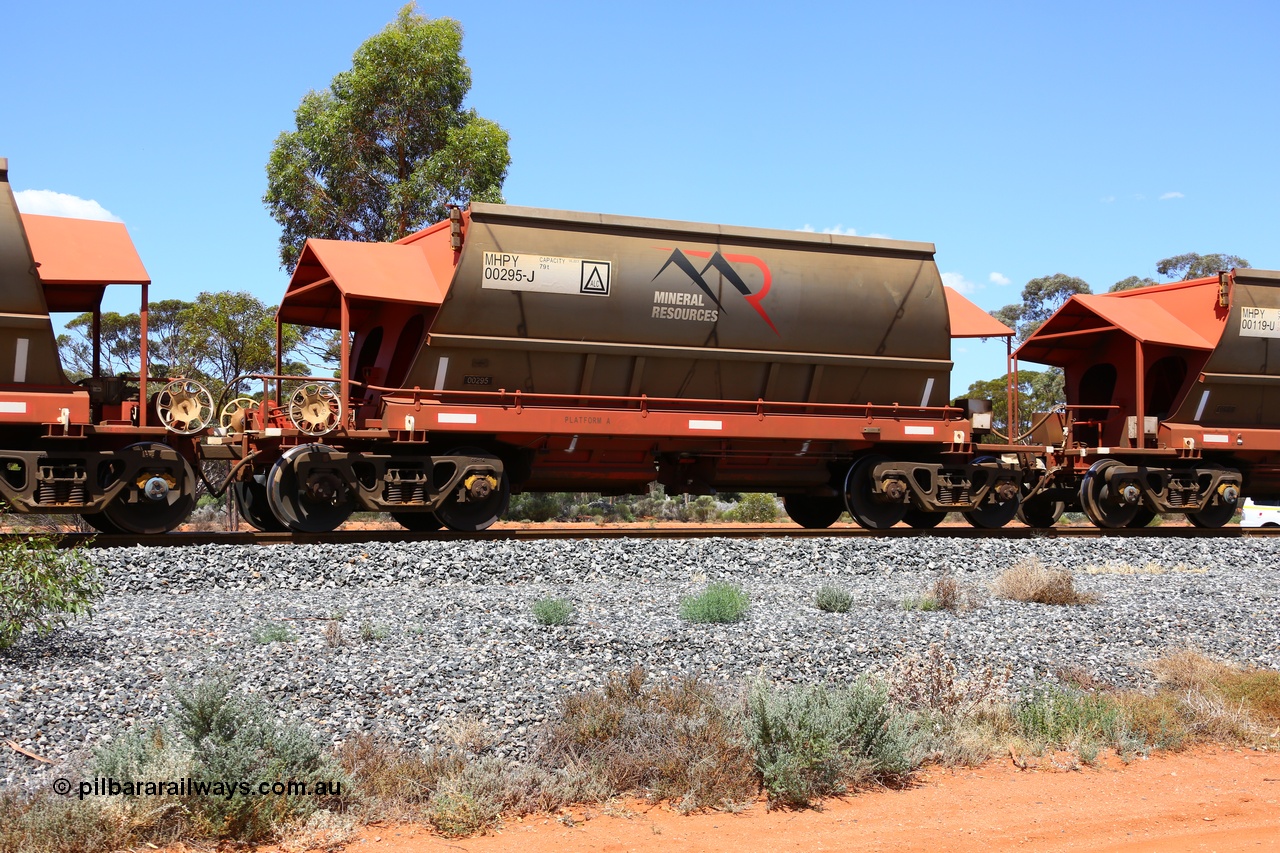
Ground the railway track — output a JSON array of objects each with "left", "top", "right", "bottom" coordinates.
[{"left": 3, "top": 524, "right": 1279, "bottom": 548}]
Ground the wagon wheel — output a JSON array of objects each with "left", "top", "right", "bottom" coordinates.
[
  {"left": 1078, "top": 459, "right": 1140, "bottom": 529},
  {"left": 81, "top": 513, "right": 124, "bottom": 534},
  {"left": 156, "top": 379, "right": 214, "bottom": 435},
  {"left": 782, "top": 495, "right": 845, "bottom": 529},
  {"left": 1126, "top": 507, "right": 1158, "bottom": 528},
  {"left": 962, "top": 498, "right": 1021, "bottom": 529},
  {"left": 266, "top": 444, "right": 355, "bottom": 533},
  {"left": 843, "top": 454, "right": 907, "bottom": 530},
  {"left": 903, "top": 508, "right": 947, "bottom": 529},
  {"left": 100, "top": 442, "right": 197, "bottom": 534},
  {"left": 434, "top": 447, "right": 510, "bottom": 532},
  {"left": 1187, "top": 464, "right": 1239, "bottom": 528},
  {"left": 233, "top": 473, "right": 287, "bottom": 532},
  {"left": 288, "top": 383, "right": 342, "bottom": 436},
  {"left": 219, "top": 398, "right": 261, "bottom": 434},
  {"left": 392, "top": 511, "right": 444, "bottom": 532},
  {"left": 962, "top": 457, "right": 1021, "bottom": 529},
  {"left": 1016, "top": 497, "right": 1065, "bottom": 529}
]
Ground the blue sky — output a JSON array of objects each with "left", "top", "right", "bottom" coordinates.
[{"left": 4, "top": 0, "right": 1277, "bottom": 392}]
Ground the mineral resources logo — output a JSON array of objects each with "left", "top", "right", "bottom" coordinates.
[{"left": 651, "top": 248, "right": 778, "bottom": 334}]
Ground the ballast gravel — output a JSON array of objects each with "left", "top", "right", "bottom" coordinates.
[{"left": 2, "top": 534, "right": 1278, "bottom": 789}]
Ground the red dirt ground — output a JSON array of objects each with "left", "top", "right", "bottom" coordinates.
[{"left": 271, "top": 747, "right": 1280, "bottom": 853}]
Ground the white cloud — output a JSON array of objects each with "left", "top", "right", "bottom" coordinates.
[
  {"left": 989, "top": 272, "right": 1011, "bottom": 286},
  {"left": 1159, "top": 191, "right": 1185, "bottom": 201},
  {"left": 1101, "top": 195, "right": 1116, "bottom": 203},
  {"left": 14, "top": 189, "right": 120, "bottom": 221},
  {"left": 941, "top": 272, "right": 976, "bottom": 295},
  {"left": 798, "top": 224, "right": 860, "bottom": 236}
]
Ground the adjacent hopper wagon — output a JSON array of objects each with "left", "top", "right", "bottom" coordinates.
[
  {"left": 253, "top": 203, "right": 1021, "bottom": 531},
  {"left": 1012, "top": 271, "right": 1280, "bottom": 528},
  {"left": 0, "top": 159, "right": 207, "bottom": 533}
]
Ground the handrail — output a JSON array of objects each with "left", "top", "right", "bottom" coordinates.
[{"left": 365, "top": 382, "right": 967, "bottom": 421}]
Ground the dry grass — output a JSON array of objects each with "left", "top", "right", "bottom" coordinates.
[
  {"left": 324, "top": 619, "right": 344, "bottom": 648},
  {"left": 540, "top": 667, "right": 757, "bottom": 812},
  {"left": 1151, "top": 648, "right": 1233, "bottom": 691},
  {"left": 992, "top": 558, "right": 1098, "bottom": 605},
  {"left": 1055, "top": 665, "right": 1109, "bottom": 691},
  {"left": 1083, "top": 561, "right": 1208, "bottom": 575},
  {"left": 889, "top": 643, "right": 1009, "bottom": 716},
  {"left": 903, "top": 575, "right": 983, "bottom": 612},
  {"left": 1146, "top": 648, "right": 1280, "bottom": 743}
]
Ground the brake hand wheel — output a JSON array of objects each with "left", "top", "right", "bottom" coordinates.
[
  {"left": 156, "top": 379, "right": 214, "bottom": 434},
  {"left": 219, "top": 398, "right": 261, "bottom": 434},
  {"left": 288, "top": 383, "right": 342, "bottom": 436}
]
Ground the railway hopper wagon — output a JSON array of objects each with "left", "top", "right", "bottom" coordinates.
[
  {"left": 0, "top": 159, "right": 211, "bottom": 534},
  {"left": 231, "top": 203, "right": 1022, "bottom": 532},
  {"left": 1014, "top": 270, "right": 1280, "bottom": 528}
]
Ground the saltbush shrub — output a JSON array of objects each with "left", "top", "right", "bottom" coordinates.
[
  {"left": 679, "top": 583, "right": 750, "bottom": 623},
  {"left": 531, "top": 597, "right": 574, "bottom": 626},
  {"left": 251, "top": 622, "right": 296, "bottom": 645},
  {"left": 745, "top": 677, "right": 922, "bottom": 807},
  {"left": 172, "top": 675, "right": 337, "bottom": 840},
  {"left": 814, "top": 585, "right": 853, "bottom": 613},
  {"left": 0, "top": 535, "right": 102, "bottom": 650}
]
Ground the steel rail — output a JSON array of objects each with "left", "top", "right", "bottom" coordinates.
[{"left": 2, "top": 525, "right": 1278, "bottom": 549}]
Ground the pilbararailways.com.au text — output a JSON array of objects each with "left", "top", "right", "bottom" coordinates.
[{"left": 52, "top": 776, "right": 342, "bottom": 800}]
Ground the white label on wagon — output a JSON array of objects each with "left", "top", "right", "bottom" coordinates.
[
  {"left": 1239, "top": 306, "right": 1280, "bottom": 338},
  {"left": 482, "top": 252, "right": 611, "bottom": 296},
  {"left": 0, "top": 401, "right": 27, "bottom": 413},
  {"left": 689, "top": 419, "right": 723, "bottom": 430},
  {"left": 1202, "top": 433, "right": 1230, "bottom": 443},
  {"left": 904, "top": 425, "right": 936, "bottom": 435},
  {"left": 438, "top": 412, "right": 478, "bottom": 424}
]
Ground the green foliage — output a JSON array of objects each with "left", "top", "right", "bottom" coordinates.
[
  {"left": 530, "top": 597, "right": 574, "bottom": 626},
  {"left": 358, "top": 621, "right": 389, "bottom": 641},
  {"left": 504, "top": 492, "right": 573, "bottom": 522},
  {"left": 0, "top": 790, "right": 126, "bottom": 853},
  {"left": 7, "top": 674, "right": 342, "bottom": 847},
  {"left": 814, "top": 585, "right": 853, "bottom": 613},
  {"left": 264, "top": 5, "right": 510, "bottom": 269},
  {"left": 426, "top": 788, "right": 492, "bottom": 837},
  {"left": 902, "top": 594, "right": 940, "bottom": 612},
  {"left": 963, "top": 369, "right": 1064, "bottom": 439},
  {"left": 0, "top": 536, "right": 102, "bottom": 650},
  {"left": 726, "top": 493, "right": 779, "bottom": 523},
  {"left": 55, "top": 294, "right": 311, "bottom": 396},
  {"left": 1013, "top": 686, "right": 1134, "bottom": 760},
  {"left": 1108, "top": 275, "right": 1159, "bottom": 292},
  {"left": 55, "top": 311, "right": 142, "bottom": 379},
  {"left": 990, "top": 273, "right": 1092, "bottom": 342},
  {"left": 1156, "top": 252, "right": 1250, "bottom": 281},
  {"left": 680, "top": 582, "right": 750, "bottom": 624},
  {"left": 745, "top": 678, "right": 922, "bottom": 807},
  {"left": 499, "top": 487, "right": 729, "bottom": 524},
  {"left": 182, "top": 292, "right": 307, "bottom": 392},
  {"left": 686, "top": 494, "right": 719, "bottom": 522},
  {"left": 172, "top": 675, "right": 334, "bottom": 840},
  {"left": 251, "top": 622, "right": 296, "bottom": 645}
]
